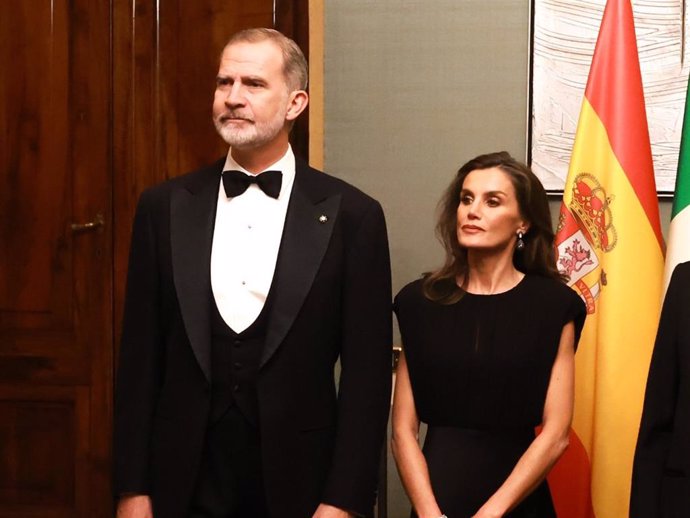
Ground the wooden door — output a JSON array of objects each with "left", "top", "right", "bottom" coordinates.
[{"left": 0, "top": 1, "right": 112, "bottom": 517}]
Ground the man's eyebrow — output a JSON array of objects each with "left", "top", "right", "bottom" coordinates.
[
  {"left": 243, "top": 75, "right": 268, "bottom": 84},
  {"left": 215, "top": 74, "right": 267, "bottom": 83}
]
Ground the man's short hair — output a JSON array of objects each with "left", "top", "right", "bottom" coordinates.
[{"left": 224, "top": 28, "right": 308, "bottom": 92}]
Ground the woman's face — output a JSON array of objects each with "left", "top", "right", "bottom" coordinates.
[{"left": 456, "top": 167, "right": 528, "bottom": 253}]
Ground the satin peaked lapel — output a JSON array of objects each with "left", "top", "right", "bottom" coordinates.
[
  {"left": 261, "top": 183, "right": 341, "bottom": 368},
  {"left": 170, "top": 165, "right": 221, "bottom": 382}
]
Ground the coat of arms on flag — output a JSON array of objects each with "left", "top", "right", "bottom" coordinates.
[{"left": 556, "top": 173, "right": 617, "bottom": 314}]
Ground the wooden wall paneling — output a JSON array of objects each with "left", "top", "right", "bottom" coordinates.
[
  {"left": 113, "top": 0, "right": 162, "bottom": 352},
  {"left": 70, "top": 0, "right": 114, "bottom": 513},
  {"left": 161, "top": 0, "right": 278, "bottom": 176},
  {"left": 276, "top": 0, "right": 310, "bottom": 160},
  {"left": 0, "top": 385, "right": 89, "bottom": 518},
  {"left": 0, "top": 0, "right": 112, "bottom": 516},
  {"left": 0, "top": 0, "right": 72, "bottom": 336}
]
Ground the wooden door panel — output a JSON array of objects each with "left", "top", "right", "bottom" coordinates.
[
  {"left": 0, "top": 385, "right": 90, "bottom": 518},
  {"left": 0, "top": 0, "right": 71, "bottom": 334},
  {"left": 0, "top": 1, "right": 111, "bottom": 517}
]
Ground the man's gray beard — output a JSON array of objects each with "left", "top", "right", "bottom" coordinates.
[{"left": 214, "top": 117, "right": 284, "bottom": 149}]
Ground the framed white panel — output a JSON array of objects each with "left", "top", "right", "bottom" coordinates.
[{"left": 530, "top": 0, "right": 689, "bottom": 193}]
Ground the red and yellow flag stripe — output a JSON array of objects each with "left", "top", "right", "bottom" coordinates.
[{"left": 550, "top": 2, "right": 664, "bottom": 518}]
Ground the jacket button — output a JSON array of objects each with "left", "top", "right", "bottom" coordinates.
[
  {"left": 233, "top": 384, "right": 241, "bottom": 392},
  {"left": 233, "top": 362, "right": 243, "bottom": 369},
  {"left": 233, "top": 339, "right": 242, "bottom": 347}
]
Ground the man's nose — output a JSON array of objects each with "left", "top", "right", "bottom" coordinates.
[{"left": 225, "top": 83, "right": 245, "bottom": 106}]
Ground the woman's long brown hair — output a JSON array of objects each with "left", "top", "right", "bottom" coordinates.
[{"left": 422, "top": 151, "right": 566, "bottom": 303}]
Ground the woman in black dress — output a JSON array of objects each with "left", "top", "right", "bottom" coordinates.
[{"left": 392, "top": 152, "right": 585, "bottom": 518}]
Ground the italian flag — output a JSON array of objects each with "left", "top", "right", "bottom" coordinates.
[
  {"left": 664, "top": 75, "right": 690, "bottom": 290},
  {"left": 549, "top": 1, "right": 665, "bottom": 518}
]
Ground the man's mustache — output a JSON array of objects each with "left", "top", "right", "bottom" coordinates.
[{"left": 217, "top": 113, "right": 253, "bottom": 123}]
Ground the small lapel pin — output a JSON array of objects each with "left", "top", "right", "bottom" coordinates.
[{"left": 318, "top": 214, "right": 328, "bottom": 224}]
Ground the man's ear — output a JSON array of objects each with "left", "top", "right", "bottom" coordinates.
[{"left": 286, "top": 90, "right": 309, "bottom": 121}]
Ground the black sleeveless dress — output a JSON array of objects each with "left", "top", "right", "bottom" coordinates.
[{"left": 394, "top": 275, "right": 586, "bottom": 518}]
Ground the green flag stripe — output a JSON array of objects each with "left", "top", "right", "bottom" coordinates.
[{"left": 673, "top": 75, "right": 690, "bottom": 218}]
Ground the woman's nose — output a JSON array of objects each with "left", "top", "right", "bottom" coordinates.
[{"left": 466, "top": 202, "right": 480, "bottom": 219}]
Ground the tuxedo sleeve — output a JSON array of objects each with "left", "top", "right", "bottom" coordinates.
[
  {"left": 113, "top": 189, "right": 164, "bottom": 496},
  {"left": 321, "top": 199, "right": 392, "bottom": 516},
  {"left": 630, "top": 263, "right": 686, "bottom": 518}
]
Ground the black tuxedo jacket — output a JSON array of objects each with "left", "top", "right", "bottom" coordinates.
[
  {"left": 113, "top": 158, "right": 392, "bottom": 518},
  {"left": 631, "top": 261, "right": 690, "bottom": 518}
]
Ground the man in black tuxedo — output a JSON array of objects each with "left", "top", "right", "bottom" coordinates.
[
  {"left": 631, "top": 261, "right": 690, "bottom": 518},
  {"left": 114, "top": 28, "right": 392, "bottom": 518}
]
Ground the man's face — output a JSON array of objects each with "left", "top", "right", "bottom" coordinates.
[{"left": 212, "top": 40, "right": 292, "bottom": 150}]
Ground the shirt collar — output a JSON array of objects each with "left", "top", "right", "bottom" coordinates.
[{"left": 221, "top": 145, "right": 296, "bottom": 200}]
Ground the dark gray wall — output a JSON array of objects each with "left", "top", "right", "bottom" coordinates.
[{"left": 324, "top": 1, "right": 532, "bottom": 296}]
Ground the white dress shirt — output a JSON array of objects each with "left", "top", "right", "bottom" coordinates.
[{"left": 210, "top": 146, "right": 296, "bottom": 333}]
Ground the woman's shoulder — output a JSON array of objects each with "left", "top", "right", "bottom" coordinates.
[
  {"left": 393, "top": 279, "right": 430, "bottom": 331},
  {"left": 394, "top": 277, "right": 426, "bottom": 306},
  {"left": 523, "top": 274, "right": 585, "bottom": 310},
  {"left": 524, "top": 274, "right": 586, "bottom": 333},
  {"left": 524, "top": 274, "right": 575, "bottom": 296}
]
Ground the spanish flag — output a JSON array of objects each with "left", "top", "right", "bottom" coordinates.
[{"left": 549, "top": 1, "right": 665, "bottom": 517}]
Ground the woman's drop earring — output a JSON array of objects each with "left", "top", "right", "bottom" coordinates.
[{"left": 516, "top": 230, "right": 525, "bottom": 250}]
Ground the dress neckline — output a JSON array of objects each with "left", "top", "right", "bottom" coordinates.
[{"left": 461, "top": 274, "right": 528, "bottom": 298}]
